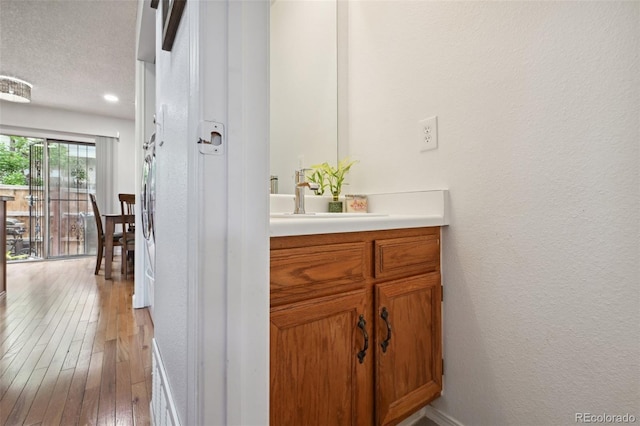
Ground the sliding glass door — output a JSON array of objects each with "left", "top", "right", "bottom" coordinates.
[
  {"left": 1, "top": 135, "right": 98, "bottom": 260},
  {"left": 47, "top": 140, "right": 97, "bottom": 258}
]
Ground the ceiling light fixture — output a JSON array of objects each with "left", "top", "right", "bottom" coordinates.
[
  {"left": 0, "top": 76, "right": 32, "bottom": 103},
  {"left": 104, "top": 94, "right": 119, "bottom": 103}
]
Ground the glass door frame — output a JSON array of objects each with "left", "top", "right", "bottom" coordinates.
[{"left": 45, "top": 139, "right": 97, "bottom": 259}]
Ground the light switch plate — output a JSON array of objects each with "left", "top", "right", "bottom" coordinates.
[{"left": 419, "top": 116, "right": 438, "bottom": 152}]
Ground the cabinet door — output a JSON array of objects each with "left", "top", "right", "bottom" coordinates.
[
  {"left": 271, "top": 289, "right": 373, "bottom": 426},
  {"left": 375, "top": 274, "right": 442, "bottom": 426}
]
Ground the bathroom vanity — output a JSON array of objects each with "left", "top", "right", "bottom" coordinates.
[{"left": 269, "top": 191, "right": 448, "bottom": 425}]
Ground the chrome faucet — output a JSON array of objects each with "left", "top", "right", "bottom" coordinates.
[{"left": 294, "top": 169, "right": 319, "bottom": 214}]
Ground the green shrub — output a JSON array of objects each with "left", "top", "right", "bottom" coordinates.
[{"left": 2, "top": 171, "right": 27, "bottom": 185}]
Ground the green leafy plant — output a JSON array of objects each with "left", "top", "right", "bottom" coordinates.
[
  {"left": 0, "top": 136, "right": 29, "bottom": 185},
  {"left": 307, "top": 158, "right": 357, "bottom": 201},
  {"left": 0, "top": 136, "right": 50, "bottom": 186},
  {"left": 2, "top": 171, "right": 27, "bottom": 186},
  {"left": 306, "top": 168, "right": 329, "bottom": 196}
]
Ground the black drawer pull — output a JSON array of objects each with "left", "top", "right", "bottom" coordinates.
[
  {"left": 357, "top": 315, "right": 368, "bottom": 364},
  {"left": 380, "top": 307, "right": 392, "bottom": 353}
]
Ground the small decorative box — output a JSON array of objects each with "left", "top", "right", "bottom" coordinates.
[{"left": 345, "top": 195, "right": 368, "bottom": 213}]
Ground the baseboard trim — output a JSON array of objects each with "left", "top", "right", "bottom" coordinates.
[
  {"left": 132, "top": 292, "right": 141, "bottom": 308},
  {"left": 151, "top": 339, "right": 181, "bottom": 426},
  {"left": 398, "top": 407, "right": 430, "bottom": 425},
  {"left": 424, "top": 405, "right": 465, "bottom": 426}
]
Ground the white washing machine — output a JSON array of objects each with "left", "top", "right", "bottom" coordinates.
[{"left": 141, "top": 133, "right": 156, "bottom": 317}]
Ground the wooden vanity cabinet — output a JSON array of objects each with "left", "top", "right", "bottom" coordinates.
[
  {"left": 270, "top": 227, "right": 442, "bottom": 426},
  {"left": 375, "top": 273, "right": 442, "bottom": 425},
  {"left": 270, "top": 289, "right": 373, "bottom": 425}
]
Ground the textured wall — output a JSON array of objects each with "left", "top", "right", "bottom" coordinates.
[
  {"left": 348, "top": 2, "right": 639, "bottom": 425},
  {"left": 153, "top": 5, "right": 190, "bottom": 423}
]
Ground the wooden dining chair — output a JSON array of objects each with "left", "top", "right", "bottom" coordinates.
[
  {"left": 119, "top": 193, "right": 136, "bottom": 278},
  {"left": 89, "top": 194, "right": 123, "bottom": 275}
]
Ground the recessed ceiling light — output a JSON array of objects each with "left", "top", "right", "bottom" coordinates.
[{"left": 104, "top": 94, "right": 119, "bottom": 103}]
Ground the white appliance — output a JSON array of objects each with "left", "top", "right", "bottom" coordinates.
[{"left": 141, "top": 132, "right": 156, "bottom": 317}]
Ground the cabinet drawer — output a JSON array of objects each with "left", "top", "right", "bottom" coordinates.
[
  {"left": 374, "top": 235, "right": 439, "bottom": 280},
  {"left": 271, "top": 242, "right": 368, "bottom": 306}
]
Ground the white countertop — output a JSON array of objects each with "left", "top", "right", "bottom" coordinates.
[
  {"left": 269, "top": 189, "right": 449, "bottom": 237},
  {"left": 270, "top": 214, "right": 445, "bottom": 237}
]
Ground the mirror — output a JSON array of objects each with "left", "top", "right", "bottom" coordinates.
[{"left": 270, "top": 0, "right": 341, "bottom": 194}]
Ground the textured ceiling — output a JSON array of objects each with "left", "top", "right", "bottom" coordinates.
[{"left": 0, "top": 0, "right": 138, "bottom": 120}]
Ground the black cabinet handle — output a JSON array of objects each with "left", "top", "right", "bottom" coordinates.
[
  {"left": 357, "top": 315, "right": 368, "bottom": 364},
  {"left": 380, "top": 307, "right": 392, "bottom": 353}
]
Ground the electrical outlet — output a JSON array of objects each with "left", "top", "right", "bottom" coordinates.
[{"left": 419, "top": 116, "right": 438, "bottom": 152}]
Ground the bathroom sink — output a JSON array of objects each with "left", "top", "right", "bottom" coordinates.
[{"left": 270, "top": 212, "right": 388, "bottom": 219}]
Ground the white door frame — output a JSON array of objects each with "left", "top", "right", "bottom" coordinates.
[{"left": 186, "top": 1, "right": 270, "bottom": 424}]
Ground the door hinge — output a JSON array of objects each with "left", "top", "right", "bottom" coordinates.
[
  {"left": 441, "top": 285, "right": 444, "bottom": 302},
  {"left": 442, "top": 359, "right": 444, "bottom": 375}
]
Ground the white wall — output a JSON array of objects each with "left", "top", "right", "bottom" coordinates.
[
  {"left": 153, "top": 2, "right": 191, "bottom": 422},
  {"left": 143, "top": 63, "right": 156, "bottom": 141},
  {"left": 348, "top": 2, "right": 639, "bottom": 425},
  {"left": 153, "top": 1, "right": 270, "bottom": 424},
  {"left": 0, "top": 101, "right": 136, "bottom": 197}
]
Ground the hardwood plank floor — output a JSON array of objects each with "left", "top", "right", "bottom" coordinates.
[{"left": 0, "top": 258, "right": 153, "bottom": 426}]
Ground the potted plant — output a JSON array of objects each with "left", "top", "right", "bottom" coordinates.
[{"left": 307, "top": 158, "right": 357, "bottom": 212}]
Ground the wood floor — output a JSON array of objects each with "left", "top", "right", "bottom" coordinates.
[{"left": 0, "top": 257, "right": 153, "bottom": 426}]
